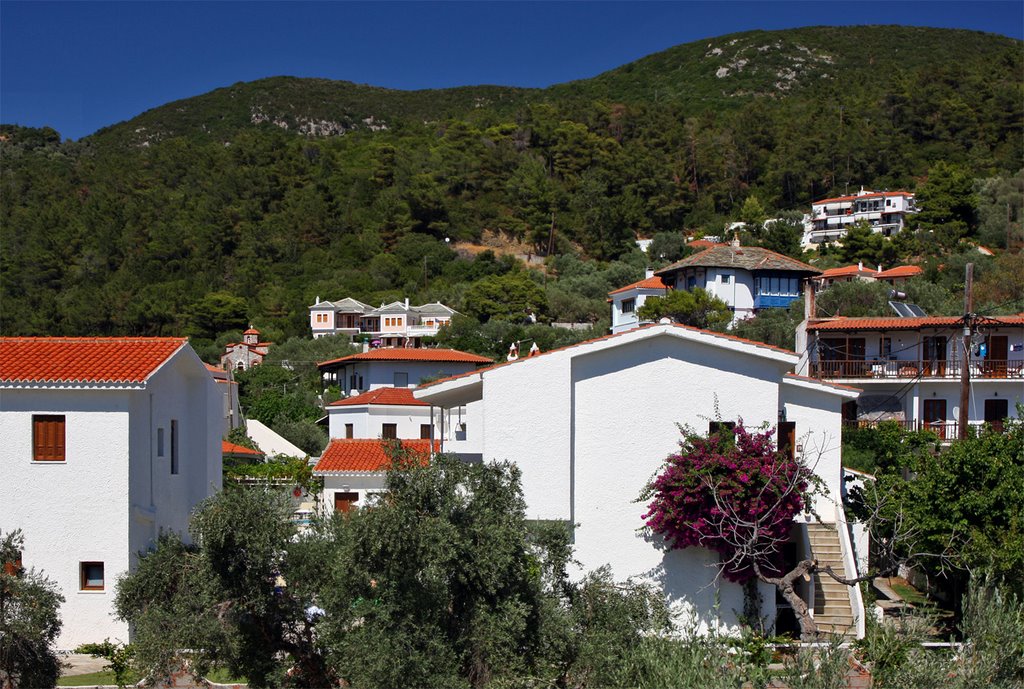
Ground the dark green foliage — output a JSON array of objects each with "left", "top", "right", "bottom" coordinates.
[
  {"left": 462, "top": 272, "right": 548, "bottom": 323},
  {"left": 816, "top": 279, "right": 893, "bottom": 318},
  {"left": 1, "top": 27, "right": 1021, "bottom": 339},
  {"left": 427, "top": 314, "right": 603, "bottom": 360},
  {"left": 637, "top": 288, "right": 732, "bottom": 331},
  {"left": 731, "top": 299, "right": 804, "bottom": 351},
  {"left": 646, "top": 232, "right": 692, "bottom": 265},
  {"left": 116, "top": 454, "right": 669, "bottom": 688},
  {"left": 74, "top": 640, "right": 136, "bottom": 689},
  {"left": 0, "top": 530, "right": 64, "bottom": 689}
]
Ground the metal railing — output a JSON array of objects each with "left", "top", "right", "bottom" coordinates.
[
  {"left": 811, "top": 359, "right": 1022, "bottom": 380},
  {"left": 841, "top": 419, "right": 1007, "bottom": 440}
]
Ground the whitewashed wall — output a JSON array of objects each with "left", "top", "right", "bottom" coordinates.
[{"left": 319, "top": 473, "right": 387, "bottom": 515}]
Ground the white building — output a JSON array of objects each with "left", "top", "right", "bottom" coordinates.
[
  {"left": 804, "top": 189, "right": 918, "bottom": 247},
  {"left": 313, "top": 438, "right": 436, "bottom": 513},
  {"left": 620, "top": 238, "right": 820, "bottom": 327},
  {"left": 812, "top": 263, "right": 923, "bottom": 290},
  {"left": 608, "top": 273, "right": 670, "bottom": 334},
  {"left": 0, "top": 337, "right": 222, "bottom": 648},
  {"left": 317, "top": 347, "right": 492, "bottom": 396},
  {"left": 415, "top": 323, "right": 863, "bottom": 637},
  {"left": 309, "top": 297, "right": 457, "bottom": 346},
  {"left": 797, "top": 314, "right": 1024, "bottom": 437}
]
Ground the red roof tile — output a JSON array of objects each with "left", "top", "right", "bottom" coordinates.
[
  {"left": 318, "top": 348, "right": 492, "bottom": 368},
  {"left": 812, "top": 191, "right": 913, "bottom": 205},
  {"left": 608, "top": 276, "right": 670, "bottom": 296},
  {"left": 875, "top": 265, "right": 923, "bottom": 279},
  {"left": 818, "top": 265, "right": 876, "bottom": 278},
  {"left": 222, "top": 440, "right": 264, "bottom": 457},
  {"left": 0, "top": 337, "right": 187, "bottom": 384},
  {"left": 314, "top": 439, "right": 438, "bottom": 473},
  {"left": 808, "top": 315, "right": 1024, "bottom": 332},
  {"left": 328, "top": 387, "right": 428, "bottom": 407},
  {"left": 686, "top": 239, "right": 726, "bottom": 250}
]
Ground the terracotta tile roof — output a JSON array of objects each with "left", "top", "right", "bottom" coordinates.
[
  {"left": 813, "top": 191, "right": 913, "bottom": 205},
  {"left": 818, "top": 265, "right": 876, "bottom": 278},
  {"left": 0, "top": 337, "right": 187, "bottom": 384},
  {"left": 313, "top": 438, "right": 438, "bottom": 473},
  {"left": 318, "top": 348, "right": 492, "bottom": 368},
  {"left": 686, "top": 239, "right": 726, "bottom": 250},
  {"left": 222, "top": 440, "right": 264, "bottom": 457},
  {"left": 328, "top": 387, "right": 428, "bottom": 407},
  {"left": 656, "top": 245, "right": 820, "bottom": 276},
  {"left": 417, "top": 322, "right": 796, "bottom": 391},
  {"left": 608, "top": 276, "right": 670, "bottom": 296},
  {"left": 783, "top": 373, "right": 862, "bottom": 393},
  {"left": 243, "top": 327, "right": 260, "bottom": 335},
  {"left": 807, "top": 315, "right": 1024, "bottom": 332},
  {"left": 875, "top": 265, "right": 923, "bottom": 279}
]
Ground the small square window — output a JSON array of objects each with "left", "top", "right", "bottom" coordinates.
[
  {"left": 345, "top": 423, "right": 354, "bottom": 439},
  {"left": 382, "top": 424, "right": 397, "bottom": 440},
  {"left": 80, "top": 562, "right": 104, "bottom": 591},
  {"left": 721, "top": 274, "right": 732, "bottom": 284},
  {"left": 394, "top": 372, "right": 409, "bottom": 388},
  {"left": 621, "top": 298, "right": 636, "bottom": 314},
  {"left": 420, "top": 424, "right": 432, "bottom": 439},
  {"left": 33, "top": 415, "right": 66, "bottom": 462}
]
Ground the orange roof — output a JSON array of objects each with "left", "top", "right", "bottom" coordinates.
[
  {"left": 328, "top": 387, "right": 428, "bottom": 407},
  {"left": 314, "top": 438, "right": 438, "bottom": 473},
  {"left": 813, "top": 191, "right": 913, "bottom": 205},
  {"left": 0, "top": 337, "right": 187, "bottom": 384},
  {"left": 818, "top": 265, "right": 876, "bottom": 278},
  {"left": 222, "top": 440, "right": 264, "bottom": 457},
  {"left": 205, "top": 363, "right": 223, "bottom": 373},
  {"left": 875, "top": 265, "right": 922, "bottom": 279},
  {"left": 318, "top": 348, "right": 492, "bottom": 368},
  {"left": 608, "top": 276, "right": 670, "bottom": 296},
  {"left": 783, "top": 373, "right": 862, "bottom": 393},
  {"left": 808, "top": 315, "right": 1024, "bottom": 332},
  {"left": 243, "top": 327, "right": 260, "bottom": 335},
  {"left": 417, "top": 322, "right": 796, "bottom": 391},
  {"left": 686, "top": 239, "right": 726, "bottom": 250}
]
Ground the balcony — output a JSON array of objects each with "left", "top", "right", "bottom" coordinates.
[
  {"left": 843, "top": 419, "right": 1003, "bottom": 440},
  {"left": 811, "top": 359, "right": 1023, "bottom": 380}
]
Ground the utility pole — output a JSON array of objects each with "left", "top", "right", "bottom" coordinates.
[{"left": 958, "top": 263, "right": 974, "bottom": 440}]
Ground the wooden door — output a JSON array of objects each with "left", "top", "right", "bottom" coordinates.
[
  {"left": 985, "top": 336, "right": 1008, "bottom": 377},
  {"left": 334, "top": 491, "right": 359, "bottom": 513},
  {"left": 922, "top": 399, "right": 948, "bottom": 439},
  {"left": 984, "top": 399, "right": 1009, "bottom": 433},
  {"left": 923, "top": 336, "right": 947, "bottom": 376}
]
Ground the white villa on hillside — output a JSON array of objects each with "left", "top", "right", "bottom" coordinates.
[
  {"left": 415, "top": 323, "right": 863, "bottom": 637},
  {"left": 797, "top": 314, "right": 1024, "bottom": 437},
  {"left": 804, "top": 189, "right": 918, "bottom": 246},
  {"left": 309, "top": 297, "right": 457, "bottom": 347},
  {"left": 0, "top": 337, "right": 222, "bottom": 648},
  {"left": 317, "top": 347, "right": 492, "bottom": 396},
  {"left": 609, "top": 238, "right": 820, "bottom": 332}
]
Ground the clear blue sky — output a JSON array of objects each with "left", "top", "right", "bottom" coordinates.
[{"left": 2, "top": 1, "right": 1021, "bottom": 140}]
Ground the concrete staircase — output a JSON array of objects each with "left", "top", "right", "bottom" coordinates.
[{"left": 806, "top": 522, "right": 858, "bottom": 637}]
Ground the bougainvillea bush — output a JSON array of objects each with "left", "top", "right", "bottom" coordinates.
[{"left": 641, "top": 422, "right": 814, "bottom": 583}]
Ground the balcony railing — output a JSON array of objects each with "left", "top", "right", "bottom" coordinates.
[
  {"left": 843, "top": 419, "right": 1004, "bottom": 440},
  {"left": 811, "top": 359, "right": 1022, "bottom": 380}
]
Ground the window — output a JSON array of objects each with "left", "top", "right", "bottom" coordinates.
[
  {"left": 880, "top": 337, "right": 892, "bottom": 359},
  {"left": 157, "top": 427, "right": 165, "bottom": 457},
  {"left": 420, "top": 424, "right": 432, "bottom": 439},
  {"left": 621, "top": 298, "right": 636, "bottom": 314},
  {"left": 778, "top": 422, "right": 796, "bottom": 461},
  {"left": 721, "top": 273, "right": 732, "bottom": 285},
  {"left": 32, "top": 415, "right": 65, "bottom": 462},
  {"left": 381, "top": 424, "right": 397, "bottom": 440},
  {"left": 345, "top": 423, "right": 354, "bottom": 439},
  {"left": 334, "top": 492, "right": 359, "bottom": 513},
  {"left": 80, "top": 562, "right": 104, "bottom": 591},
  {"left": 394, "top": 372, "right": 409, "bottom": 388},
  {"left": 170, "top": 419, "right": 179, "bottom": 475}
]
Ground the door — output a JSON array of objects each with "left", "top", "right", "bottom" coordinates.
[
  {"left": 985, "top": 336, "right": 1008, "bottom": 378},
  {"left": 922, "top": 399, "right": 948, "bottom": 439},
  {"left": 923, "top": 336, "right": 947, "bottom": 377},
  {"left": 334, "top": 491, "right": 359, "bottom": 513},
  {"left": 984, "top": 399, "right": 1009, "bottom": 433}
]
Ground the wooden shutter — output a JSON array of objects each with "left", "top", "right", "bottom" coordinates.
[
  {"left": 32, "top": 415, "right": 65, "bottom": 461},
  {"left": 778, "top": 422, "right": 797, "bottom": 461}
]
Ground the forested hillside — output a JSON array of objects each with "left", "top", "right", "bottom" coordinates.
[{"left": 1, "top": 25, "right": 1021, "bottom": 350}]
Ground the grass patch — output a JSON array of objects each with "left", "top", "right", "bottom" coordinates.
[
  {"left": 57, "top": 669, "right": 140, "bottom": 686},
  {"left": 205, "top": 667, "right": 248, "bottom": 684},
  {"left": 890, "top": 581, "right": 930, "bottom": 607}
]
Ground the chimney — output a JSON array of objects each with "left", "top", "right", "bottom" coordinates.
[
  {"left": 645, "top": 268, "right": 655, "bottom": 279},
  {"left": 405, "top": 297, "right": 410, "bottom": 310},
  {"left": 805, "top": 279, "right": 817, "bottom": 321},
  {"left": 731, "top": 233, "right": 741, "bottom": 248},
  {"left": 316, "top": 296, "right": 320, "bottom": 305},
  {"left": 877, "top": 264, "right": 882, "bottom": 274},
  {"left": 858, "top": 261, "right": 863, "bottom": 271}
]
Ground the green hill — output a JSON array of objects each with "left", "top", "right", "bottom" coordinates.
[{"left": 1, "top": 25, "right": 1021, "bottom": 343}]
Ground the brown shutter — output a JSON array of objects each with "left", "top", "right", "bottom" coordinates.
[
  {"left": 33, "top": 415, "right": 65, "bottom": 461},
  {"left": 778, "top": 421, "right": 797, "bottom": 461}
]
